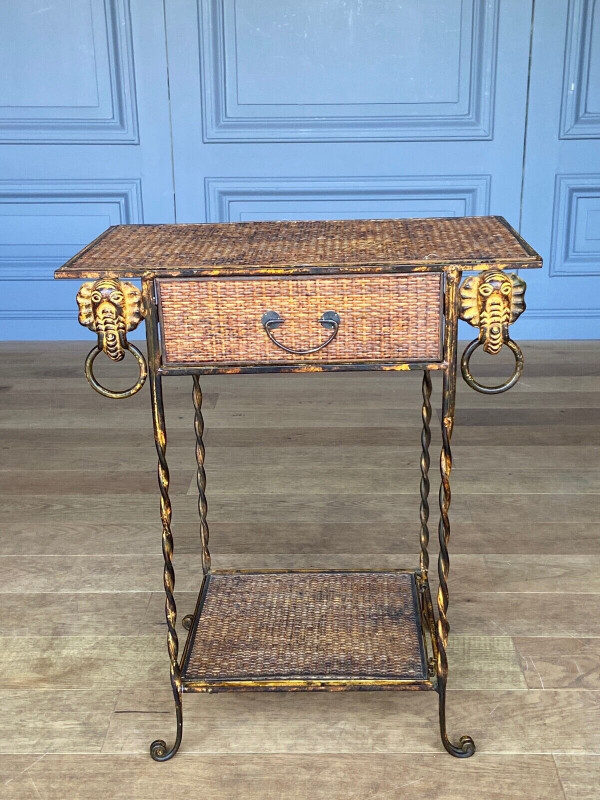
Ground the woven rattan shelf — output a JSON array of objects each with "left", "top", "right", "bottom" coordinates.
[
  {"left": 54, "top": 215, "right": 542, "bottom": 763},
  {"left": 180, "top": 571, "right": 431, "bottom": 692}
]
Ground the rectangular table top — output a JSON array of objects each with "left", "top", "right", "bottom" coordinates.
[{"left": 55, "top": 215, "right": 541, "bottom": 280}]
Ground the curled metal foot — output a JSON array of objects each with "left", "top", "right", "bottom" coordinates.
[
  {"left": 182, "top": 614, "right": 193, "bottom": 631},
  {"left": 150, "top": 737, "right": 180, "bottom": 763},
  {"left": 149, "top": 704, "right": 183, "bottom": 762},
  {"left": 441, "top": 733, "right": 476, "bottom": 759},
  {"left": 438, "top": 678, "right": 476, "bottom": 758}
]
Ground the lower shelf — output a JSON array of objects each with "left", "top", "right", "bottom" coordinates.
[{"left": 180, "top": 569, "right": 434, "bottom": 692}]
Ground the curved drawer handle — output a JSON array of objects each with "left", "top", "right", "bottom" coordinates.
[{"left": 261, "top": 310, "right": 340, "bottom": 355}]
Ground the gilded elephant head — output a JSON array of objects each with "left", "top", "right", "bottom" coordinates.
[
  {"left": 459, "top": 270, "right": 526, "bottom": 355},
  {"left": 76, "top": 278, "right": 145, "bottom": 361}
]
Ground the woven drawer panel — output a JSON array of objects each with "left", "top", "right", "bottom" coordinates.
[
  {"left": 184, "top": 572, "right": 426, "bottom": 681},
  {"left": 158, "top": 274, "right": 442, "bottom": 365}
]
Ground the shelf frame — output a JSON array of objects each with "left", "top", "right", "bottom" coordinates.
[{"left": 179, "top": 569, "right": 436, "bottom": 694}]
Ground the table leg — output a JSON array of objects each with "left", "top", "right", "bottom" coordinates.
[
  {"left": 418, "top": 371, "right": 438, "bottom": 676},
  {"left": 436, "top": 268, "right": 475, "bottom": 758},
  {"left": 144, "top": 281, "right": 183, "bottom": 762},
  {"left": 193, "top": 376, "right": 211, "bottom": 575}
]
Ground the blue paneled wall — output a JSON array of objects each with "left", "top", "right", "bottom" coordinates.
[{"left": 1, "top": 0, "right": 598, "bottom": 339}]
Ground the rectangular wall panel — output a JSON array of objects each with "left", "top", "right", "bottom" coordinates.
[
  {"left": 0, "top": 0, "right": 138, "bottom": 143},
  {"left": 205, "top": 176, "right": 491, "bottom": 222},
  {"left": 521, "top": 0, "right": 600, "bottom": 337},
  {"left": 0, "top": 0, "right": 174, "bottom": 340},
  {"left": 550, "top": 175, "right": 600, "bottom": 276},
  {"left": 0, "top": 181, "right": 143, "bottom": 340},
  {"left": 200, "top": 0, "right": 498, "bottom": 141},
  {"left": 560, "top": 0, "right": 600, "bottom": 138}
]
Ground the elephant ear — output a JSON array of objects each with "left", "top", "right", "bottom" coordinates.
[
  {"left": 122, "top": 281, "right": 145, "bottom": 332},
  {"left": 459, "top": 275, "right": 481, "bottom": 328},
  {"left": 76, "top": 282, "right": 96, "bottom": 331},
  {"left": 509, "top": 274, "right": 526, "bottom": 324}
]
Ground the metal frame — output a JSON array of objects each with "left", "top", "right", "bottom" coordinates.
[
  {"left": 139, "top": 268, "right": 481, "bottom": 761},
  {"left": 63, "top": 252, "right": 534, "bottom": 762},
  {"left": 179, "top": 569, "right": 432, "bottom": 694}
]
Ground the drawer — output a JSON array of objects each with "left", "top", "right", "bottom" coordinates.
[{"left": 157, "top": 274, "right": 443, "bottom": 366}]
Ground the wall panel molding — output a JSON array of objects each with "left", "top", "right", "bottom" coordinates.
[
  {"left": 205, "top": 175, "right": 491, "bottom": 223},
  {"left": 549, "top": 174, "right": 600, "bottom": 276},
  {"left": 0, "top": 179, "right": 143, "bottom": 281},
  {"left": 0, "top": 310, "right": 73, "bottom": 321},
  {"left": 523, "top": 308, "right": 600, "bottom": 319},
  {"left": 560, "top": 0, "right": 600, "bottom": 139},
  {"left": 199, "top": 0, "right": 498, "bottom": 142},
  {"left": 0, "top": 0, "right": 138, "bottom": 143}
]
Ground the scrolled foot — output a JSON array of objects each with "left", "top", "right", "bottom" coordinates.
[
  {"left": 150, "top": 738, "right": 179, "bottom": 762},
  {"left": 442, "top": 733, "right": 476, "bottom": 758},
  {"left": 438, "top": 680, "right": 476, "bottom": 758}
]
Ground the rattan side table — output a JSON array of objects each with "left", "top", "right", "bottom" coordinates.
[{"left": 55, "top": 216, "right": 542, "bottom": 761}]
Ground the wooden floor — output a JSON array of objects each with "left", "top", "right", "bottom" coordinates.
[{"left": 0, "top": 340, "right": 599, "bottom": 799}]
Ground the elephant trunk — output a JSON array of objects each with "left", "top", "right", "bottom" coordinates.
[
  {"left": 479, "top": 293, "right": 510, "bottom": 355},
  {"left": 95, "top": 301, "right": 127, "bottom": 361}
]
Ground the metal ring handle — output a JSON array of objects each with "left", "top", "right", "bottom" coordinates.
[
  {"left": 461, "top": 337, "right": 524, "bottom": 395},
  {"left": 261, "top": 310, "right": 340, "bottom": 355},
  {"left": 84, "top": 343, "right": 147, "bottom": 399}
]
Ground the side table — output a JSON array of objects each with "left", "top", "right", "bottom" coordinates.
[{"left": 55, "top": 216, "right": 542, "bottom": 761}]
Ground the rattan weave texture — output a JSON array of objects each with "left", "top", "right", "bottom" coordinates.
[
  {"left": 56, "top": 216, "right": 540, "bottom": 278},
  {"left": 158, "top": 274, "right": 442, "bottom": 364},
  {"left": 183, "top": 572, "right": 426, "bottom": 681}
]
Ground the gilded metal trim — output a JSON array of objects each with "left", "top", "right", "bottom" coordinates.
[
  {"left": 182, "top": 678, "right": 435, "bottom": 693},
  {"left": 77, "top": 278, "right": 147, "bottom": 398},
  {"left": 159, "top": 361, "right": 447, "bottom": 376},
  {"left": 459, "top": 269, "right": 526, "bottom": 394}
]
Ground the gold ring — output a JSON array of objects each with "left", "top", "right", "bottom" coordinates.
[
  {"left": 84, "top": 343, "right": 147, "bottom": 399},
  {"left": 460, "top": 338, "right": 523, "bottom": 395}
]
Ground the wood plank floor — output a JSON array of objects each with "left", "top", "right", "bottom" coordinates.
[{"left": 0, "top": 340, "right": 598, "bottom": 799}]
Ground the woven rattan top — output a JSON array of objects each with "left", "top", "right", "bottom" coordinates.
[{"left": 55, "top": 216, "right": 541, "bottom": 279}]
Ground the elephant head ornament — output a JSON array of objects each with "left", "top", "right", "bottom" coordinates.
[
  {"left": 459, "top": 270, "right": 526, "bottom": 354},
  {"left": 76, "top": 278, "right": 145, "bottom": 361}
]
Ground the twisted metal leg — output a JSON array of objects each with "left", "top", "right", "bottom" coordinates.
[
  {"left": 144, "top": 281, "right": 183, "bottom": 762},
  {"left": 435, "top": 269, "right": 475, "bottom": 758},
  {"left": 418, "top": 371, "right": 438, "bottom": 672},
  {"left": 419, "top": 371, "right": 432, "bottom": 577},
  {"left": 193, "top": 376, "right": 211, "bottom": 575}
]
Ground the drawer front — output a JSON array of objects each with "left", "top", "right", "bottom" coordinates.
[{"left": 157, "top": 274, "right": 442, "bottom": 365}]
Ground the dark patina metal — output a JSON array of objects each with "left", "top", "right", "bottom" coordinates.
[{"left": 261, "top": 309, "right": 341, "bottom": 355}]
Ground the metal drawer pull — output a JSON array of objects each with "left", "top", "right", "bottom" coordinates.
[{"left": 261, "top": 310, "right": 340, "bottom": 355}]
